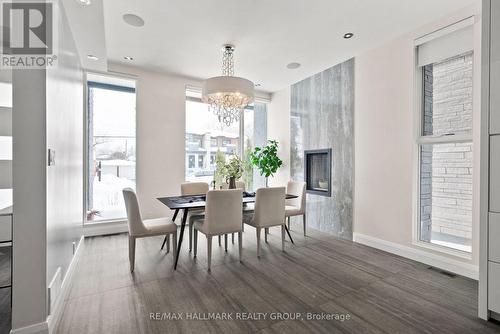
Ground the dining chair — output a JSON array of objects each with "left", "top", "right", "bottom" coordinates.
[
  {"left": 123, "top": 188, "right": 177, "bottom": 272},
  {"left": 221, "top": 180, "right": 246, "bottom": 244},
  {"left": 221, "top": 180, "right": 246, "bottom": 190},
  {"left": 192, "top": 189, "right": 243, "bottom": 271},
  {"left": 161, "top": 182, "right": 209, "bottom": 252},
  {"left": 285, "top": 181, "right": 307, "bottom": 236},
  {"left": 243, "top": 187, "right": 286, "bottom": 257}
]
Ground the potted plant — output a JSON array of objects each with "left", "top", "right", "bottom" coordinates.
[
  {"left": 216, "top": 154, "right": 243, "bottom": 189},
  {"left": 250, "top": 140, "right": 283, "bottom": 187}
]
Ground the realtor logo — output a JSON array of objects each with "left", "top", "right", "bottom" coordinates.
[{"left": 1, "top": 1, "right": 58, "bottom": 68}]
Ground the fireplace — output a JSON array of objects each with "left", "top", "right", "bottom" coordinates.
[{"left": 304, "top": 149, "right": 332, "bottom": 197}]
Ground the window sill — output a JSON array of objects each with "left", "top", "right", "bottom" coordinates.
[
  {"left": 412, "top": 240, "right": 472, "bottom": 260},
  {"left": 84, "top": 218, "right": 127, "bottom": 225}
]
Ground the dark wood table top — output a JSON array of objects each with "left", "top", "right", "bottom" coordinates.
[{"left": 157, "top": 192, "right": 298, "bottom": 210}]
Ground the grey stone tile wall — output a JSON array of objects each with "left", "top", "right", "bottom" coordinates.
[{"left": 290, "top": 58, "right": 354, "bottom": 239}]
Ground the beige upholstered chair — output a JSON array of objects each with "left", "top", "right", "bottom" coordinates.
[
  {"left": 243, "top": 187, "right": 286, "bottom": 257},
  {"left": 285, "top": 181, "right": 307, "bottom": 235},
  {"left": 180, "top": 182, "right": 209, "bottom": 251},
  {"left": 192, "top": 189, "right": 243, "bottom": 271},
  {"left": 123, "top": 188, "right": 177, "bottom": 272},
  {"left": 221, "top": 180, "right": 246, "bottom": 243},
  {"left": 221, "top": 180, "right": 246, "bottom": 190}
]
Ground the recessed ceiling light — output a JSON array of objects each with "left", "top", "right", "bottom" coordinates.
[
  {"left": 286, "top": 62, "right": 301, "bottom": 69},
  {"left": 75, "top": 0, "right": 91, "bottom": 5},
  {"left": 87, "top": 54, "right": 99, "bottom": 61},
  {"left": 123, "top": 14, "right": 145, "bottom": 27},
  {"left": 343, "top": 32, "right": 354, "bottom": 39},
  {"left": 124, "top": 56, "right": 134, "bottom": 61}
]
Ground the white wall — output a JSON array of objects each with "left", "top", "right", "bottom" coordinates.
[
  {"left": 353, "top": 4, "right": 482, "bottom": 269},
  {"left": 46, "top": 0, "right": 84, "bottom": 313},
  {"left": 12, "top": 68, "right": 48, "bottom": 333},
  {"left": 11, "top": 3, "right": 84, "bottom": 332},
  {"left": 267, "top": 87, "right": 291, "bottom": 187}
]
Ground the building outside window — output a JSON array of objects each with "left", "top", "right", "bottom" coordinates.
[
  {"left": 185, "top": 90, "right": 267, "bottom": 190},
  {"left": 415, "top": 21, "right": 474, "bottom": 253},
  {"left": 86, "top": 75, "right": 136, "bottom": 222}
]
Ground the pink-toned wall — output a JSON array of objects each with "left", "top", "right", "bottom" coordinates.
[{"left": 353, "top": 4, "right": 482, "bottom": 268}]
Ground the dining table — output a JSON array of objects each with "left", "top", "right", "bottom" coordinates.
[{"left": 157, "top": 192, "right": 298, "bottom": 270}]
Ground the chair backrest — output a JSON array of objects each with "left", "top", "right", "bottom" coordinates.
[
  {"left": 253, "top": 187, "right": 286, "bottom": 227},
  {"left": 204, "top": 189, "right": 243, "bottom": 235},
  {"left": 122, "top": 188, "right": 148, "bottom": 236},
  {"left": 221, "top": 180, "right": 246, "bottom": 191},
  {"left": 286, "top": 181, "right": 306, "bottom": 212},
  {"left": 181, "top": 182, "right": 209, "bottom": 196}
]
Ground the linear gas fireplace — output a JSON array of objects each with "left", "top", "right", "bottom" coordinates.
[{"left": 304, "top": 148, "right": 332, "bottom": 197}]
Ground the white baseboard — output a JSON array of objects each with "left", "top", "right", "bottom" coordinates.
[
  {"left": 10, "top": 321, "right": 48, "bottom": 334},
  {"left": 353, "top": 233, "right": 479, "bottom": 280},
  {"left": 46, "top": 235, "right": 85, "bottom": 333},
  {"left": 83, "top": 220, "right": 128, "bottom": 237}
]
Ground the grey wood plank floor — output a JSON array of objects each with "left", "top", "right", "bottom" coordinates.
[
  {"left": 56, "top": 226, "right": 500, "bottom": 334},
  {"left": 0, "top": 246, "right": 11, "bottom": 334}
]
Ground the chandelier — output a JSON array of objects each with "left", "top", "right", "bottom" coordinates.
[{"left": 202, "top": 45, "right": 255, "bottom": 126}]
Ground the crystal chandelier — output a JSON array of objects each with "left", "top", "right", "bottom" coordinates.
[{"left": 202, "top": 45, "right": 255, "bottom": 126}]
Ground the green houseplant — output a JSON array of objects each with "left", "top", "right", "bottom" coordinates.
[{"left": 250, "top": 140, "right": 283, "bottom": 187}]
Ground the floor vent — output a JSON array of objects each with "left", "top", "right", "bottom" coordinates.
[{"left": 427, "top": 266, "right": 457, "bottom": 278}]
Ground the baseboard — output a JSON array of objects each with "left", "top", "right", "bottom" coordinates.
[
  {"left": 46, "top": 235, "right": 85, "bottom": 333},
  {"left": 10, "top": 321, "right": 48, "bottom": 334},
  {"left": 353, "top": 233, "right": 479, "bottom": 280},
  {"left": 83, "top": 220, "right": 128, "bottom": 237}
]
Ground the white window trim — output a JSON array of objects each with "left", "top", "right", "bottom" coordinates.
[{"left": 412, "top": 38, "right": 474, "bottom": 259}]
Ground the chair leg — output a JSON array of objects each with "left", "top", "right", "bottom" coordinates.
[
  {"left": 303, "top": 214, "right": 306, "bottom": 236},
  {"left": 238, "top": 231, "right": 242, "bottom": 262},
  {"left": 166, "top": 234, "right": 170, "bottom": 254},
  {"left": 207, "top": 235, "right": 212, "bottom": 271},
  {"left": 265, "top": 228, "right": 268, "bottom": 243},
  {"left": 287, "top": 216, "right": 291, "bottom": 230},
  {"left": 172, "top": 231, "right": 177, "bottom": 259},
  {"left": 281, "top": 225, "right": 285, "bottom": 252},
  {"left": 189, "top": 222, "right": 193, "bottom": 252},
  {"left": 224, "top": 234, "right": 228, "bottom": 252},
  {"left": 128, "top": 236, "right": 136, "bottom": 272},
  {"left": 193, "top": 229, "right": 198, "bottom": 257},
  {"left": 256, "top": 227, "right": 261, "bottom": 258},
  {"left": 160, "top": 235, "right": 168, "bottom": 250},
  {"left": 232, "top": 232, "right": 234, "bottom": 244},
  {"left": 218, "top": 235, "right": 221, "bottom": 246}
]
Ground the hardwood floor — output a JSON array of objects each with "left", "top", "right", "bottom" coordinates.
[
  {"left": 56, "top": 226, "right": 500, "bottom": 334},
  {"left": 0, "top": 245, "right": 11, "bottom": 334}
]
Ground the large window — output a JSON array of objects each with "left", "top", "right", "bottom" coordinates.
[
  {"left": 415, "top": 21, "right": 474, "bottom": 253},
  {"left": 86, "top": 76, "right": 136, "bottom": 222},
  {"left": 185, "top": 90, "right": 267, "bottom": 190}
]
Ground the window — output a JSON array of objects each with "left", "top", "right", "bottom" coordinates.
[
  {"left": 86, "top": 76, "right": 136, "bottom": 222},
  {"left": 188, "top": 155, "right": 195, "bottom": 168},
  {"left": 185, "top": 90, "right": 267, "bottom": 190},
  {"left": 415, "top": 21, "right": 474, "bottom": 253}
]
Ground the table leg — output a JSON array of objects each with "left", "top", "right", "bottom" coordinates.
[
  {"left": 174, "top": 209, "right": 188, "bottom": 270},
  {"left": 284, "top": 224, "right": 294, "bottom": 244},
  {"left": 161, "top": 209, "right": 179, "bottom": 250}
]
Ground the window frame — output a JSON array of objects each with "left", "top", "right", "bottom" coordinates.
[
  {"left": 412, "top": 45, "right": 474, "bottom": 259},
  {"left": 184, "top": 93, "right": 267, "bottom": 186},
  {"left": 84, "top": 73, "right": 137, "bottom": 224}
]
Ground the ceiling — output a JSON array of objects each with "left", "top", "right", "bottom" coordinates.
[{"left": 73, "top": 0, "right": 478, "bottom": 93}]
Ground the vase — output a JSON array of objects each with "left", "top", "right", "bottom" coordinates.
[
  {"left": 228, "top": 177, "right": 236, "bottom": 189},
  {"left": 265, "top": 177, "right": 269, "bottom": 188}
]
